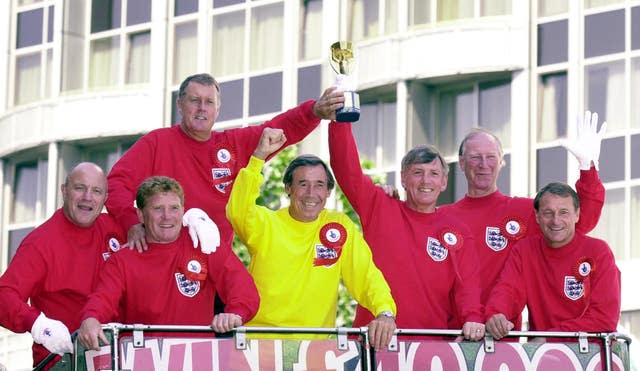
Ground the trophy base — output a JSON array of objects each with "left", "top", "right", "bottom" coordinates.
[{"left": 336, "top": 91, "right": 360, "bottom": 123}]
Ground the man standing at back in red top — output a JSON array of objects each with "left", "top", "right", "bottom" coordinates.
[
  {"left": 440, "top": 111, "right": 606, "bottom": 329},
  {"left": 106, "top": 73, "right": 344, "bottom": 253}
]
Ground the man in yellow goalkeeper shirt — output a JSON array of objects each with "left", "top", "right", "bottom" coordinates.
[{"left": 227, "top": 127, "right": 396, "bottom": 351}]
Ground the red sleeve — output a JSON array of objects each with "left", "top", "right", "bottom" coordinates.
[
  {"left": 0, "top": 242, "right": 45, "bottom": 333},
  {"left": 451, "top": 233, "right": 484, "bottom": 324},
  {"left": 551, "top": 243, "right": 621, "bottom": 332},
  {"left": 328, "top": 121, "right": 382, "bottom": 226},
  {"left": 484, "top": 242, "right": 528, "bottom": 321},
  {"left": 106, "top": 134, "right": 157, "bottom": 232},
  {"left": 210, "top": 247, "right": 260, "bottom": 323},
  {"left": 574, "top": 167, "right": 605, "bottom": 234},
  {"left": 81, "top": 255, "right": 127, "bottom": 323}
]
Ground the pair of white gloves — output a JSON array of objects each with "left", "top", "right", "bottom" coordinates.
[{"left": 563, "top": 110, "right": 607, "bottom": 171}]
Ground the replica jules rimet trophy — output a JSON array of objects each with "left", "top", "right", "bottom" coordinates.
[{"left": 330, "top": 41, "right": 360, "bottom": 122}]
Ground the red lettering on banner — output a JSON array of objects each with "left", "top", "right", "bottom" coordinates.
[
  {"left": 132, "top": 347, "right": 155, "bottom": 371},
  {"left": 302, "top": 340, "right": 360, "bottom": 370},
  {"left": 375, "top": 341, "right": 465, "bottom": 370},
  {"left": 478, "top": 343, "right": 527, "bottom": 371},
  {"left": 168, "top": 343, "right": 186, "bottom": 370},
  {"left": 217, "top": 339, "right": 254, "bottom": 370},
  {"left": 191, "top": 341, "right": 214, "bottom": 371},
  {"left": 533, "top": 348, "right": 581, "bottom": 370},
  {"left": 89, "top": 352, "right": 112, "bottom": 371}
]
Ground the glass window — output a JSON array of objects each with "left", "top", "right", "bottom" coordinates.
[
  {"left": 537, "top": 72, "right": 567, "bottom": 142},
  {"left": 598, "top": 136, "right": 625, "bottom": 182},
  {"left": 297, "top": 65, "right": 321, "bottom": 104},
  {"left": 353, "top": 100, "right": 397, "bottom": 168},
  {"left": 585, "top": 60, "right": 625, "bottom": 132},
  {"left": 536, "top": 146, "right": 567, "bottom": 189},
  {"left": 633, "top": 6, "right": 640, "bottom": 50},
  {"left": 481, "top": 0, "right": 511, "bottom": 16},
  {"left": 45, "top": 49, "right": 52, "bottom": 98},
  {"left": 584, "top": 0, "right": 623, "bottom": 9},
  {"left": 299, "top": 0, "right": 322, "bottom": 60},
  {"left": 437, "top": 0, "right": 473, "bottom": 21},
  {"left": 217, "top": 79, "right": 243, "bottom": 121},
  {"left": 409, "top": 0, "right": 431, "bottom": 26},
  {"left": 89, "top": 36, "right": 120, "bottom": 88},
  {"left": 538, "top": 0, "right": 567, "bottom": 17},
  {"left": 62, "top": 0, "right": 85, "bottom": 92},
  {"left": 211, "top": 11, "right": 244, "bottom": 76},
  {"left": 91, "top": 0, "right": 122, "bottom": 33},
  {"left": 173, "top": 21, "right": 197, "bottom": 85},
  {"left": 437, "top": 87, "right": 474, "bottom": 156},
  {"left": 348, "top": 0, "right": 379, "bottom": 41},
  {"left": 584, "top": 9, "right": 624, "bottom": 58},
  {"left": 537, "top": 20, "right": 568, "bottom": 66},
  {"left": 249, "top": 72, "right": 282, "bottom": 116},
  {"left": 15, "top": 53, "right": 41, "bottom": 105},
  {"left": 384, "top": 0, "right": 398, "bottom": 34},
  {"left": 8, "top": 228, "right": 34, "bottom": 263},
  {"left": 175, "top": 0, "right": 198, "bottom": 16},
  {"left": 11, "top": 160, "right": 48, "bottom": 224},
  {"left": 17, "top": 8, "right": 43, "bottom": 48},
  {"left": 250, "top": 3, "right": 284, "bottom": 71},
  {"left": 479, "top": 79, "right": 511, "bottom": 148},
  {"left": 126, "top": 0, "right": 151, "bottom": 26},
  {"left": 632, "top": 58, "right": 640, "bottom": 129},
  {"left": 171, "top": 90, "right": 181, "bottom": 124},
  {"left": 632, "top": 134, "right": 640, "bottom": 179},
  {"left": 632, "top": 186, "right": 640, "bottom": 259},
  {"left": 126, "top": 31, "right": 150, "bottom": 84},
  {"left": 213, "top": 0, "right": 244, "bottom": 8},
  {"left": 47, "top": 5, "right": 54, "bottom": 42},
  {"left": 591, "top": 188, "right": 625, "bottom": 260}
]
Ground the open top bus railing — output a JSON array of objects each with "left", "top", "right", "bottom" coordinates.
[{"left": 36, "top": 325, "right": 632, "bottom": 371}]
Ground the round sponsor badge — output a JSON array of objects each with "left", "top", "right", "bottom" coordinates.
[
  {"left": 187, "top": 260, "right": 202, "bottom": 274},
  {"left": 499, "top": 216, "right": 527, "bottom": 241},
  {"left": 319, "top": 223, "right": 347, "bottom": 248},
  {"left": 438, "top": 229, "right": 463, "bottom": 250},
  {"left": 572, "top": 257, "right": 595, "bottom": 281}
]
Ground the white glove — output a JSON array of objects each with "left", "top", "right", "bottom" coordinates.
[
  {"left": 31, "top": 313, "right": 73, "bottom": 355},
  {"left": 562, "top": 110, "right": 607, "bottom": 171},
  {"left": 183, "top": 208, "right": 220, "bottom": 254}
]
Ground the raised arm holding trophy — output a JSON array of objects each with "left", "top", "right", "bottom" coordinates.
[{"left": 331, "top": 41, "right": 360, "bottom": 122}]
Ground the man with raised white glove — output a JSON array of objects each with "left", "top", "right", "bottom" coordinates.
[
  {"left": 31, "top": 313, "right": 74, "bottom": 355},
  {"left": 438, "top": 110, "right": 606, "bottom": 331},
  {"left": 562, "top": 110, "right": 607, "bottom": 171},
  {"left": 0, "top": 162, "right": 125, "bottom": 369},
  {"left": 183, "top": 208, "right": 220, "bottom": 254}
]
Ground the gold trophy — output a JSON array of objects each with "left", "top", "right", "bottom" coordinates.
[{"left": 330, "top": 41, "right": 360, "bottom": 122}]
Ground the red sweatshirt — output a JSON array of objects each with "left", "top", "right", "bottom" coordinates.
[
  {"left": 81, "top": 229, "right": 259, "bottom": 331},
  {"left": 328, "top": 122, "right": 483, "bottom": 332},
  {"left": 485, "top": 233, "right": 620, "bottom": 333},
  {"left": 0, "top": 210, "right": 124, "bottom": 366}
]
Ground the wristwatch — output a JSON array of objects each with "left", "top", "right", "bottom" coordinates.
[{"left": 377, "top": 311, "right": 395, "bottom": 320}]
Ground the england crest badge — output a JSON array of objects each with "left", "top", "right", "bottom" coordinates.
[
  {"left": 211, "top": 168, "right": 232, "bottom": 193},
  {"left": 175, "top": 273, "right": 201, "bottom": 297},
  {"left": 564, "top": 276, "right": 584, "bottom": 301},
  {"left": 485, "top": 226, "right": 507, "bottom": 251},
  {"left": 426, "top": 237, "right": 448, "bottom": 262}
]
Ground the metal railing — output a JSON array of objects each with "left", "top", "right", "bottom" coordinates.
[{"left": 34, "top": 325, "right": 632, "bottom": 371}]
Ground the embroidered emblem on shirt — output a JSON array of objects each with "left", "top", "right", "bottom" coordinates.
[
  {"left": 499, "top": 216, "right": 527, "bottom": 241},
  {"left": 564, "top": 276, "right": 584, "bottom": 301},
  {"left": 175, "top": 273, "right": 201, "bottom": 297},
  {"left": 426, "top": 237, "right": 448, "bottom": 262},
  {"left": 314, "top": 244, "right": 342, "bottom": 267},
  {"left": 485, "top": 226, "right": 507, "bottom": 251},
  {"left": 211, "top": 168, "right": 232, "bottom": 193}
]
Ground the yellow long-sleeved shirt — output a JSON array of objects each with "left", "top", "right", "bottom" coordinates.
[{"left": 227, "top": 156, "right": 395, "bottom": 336}]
